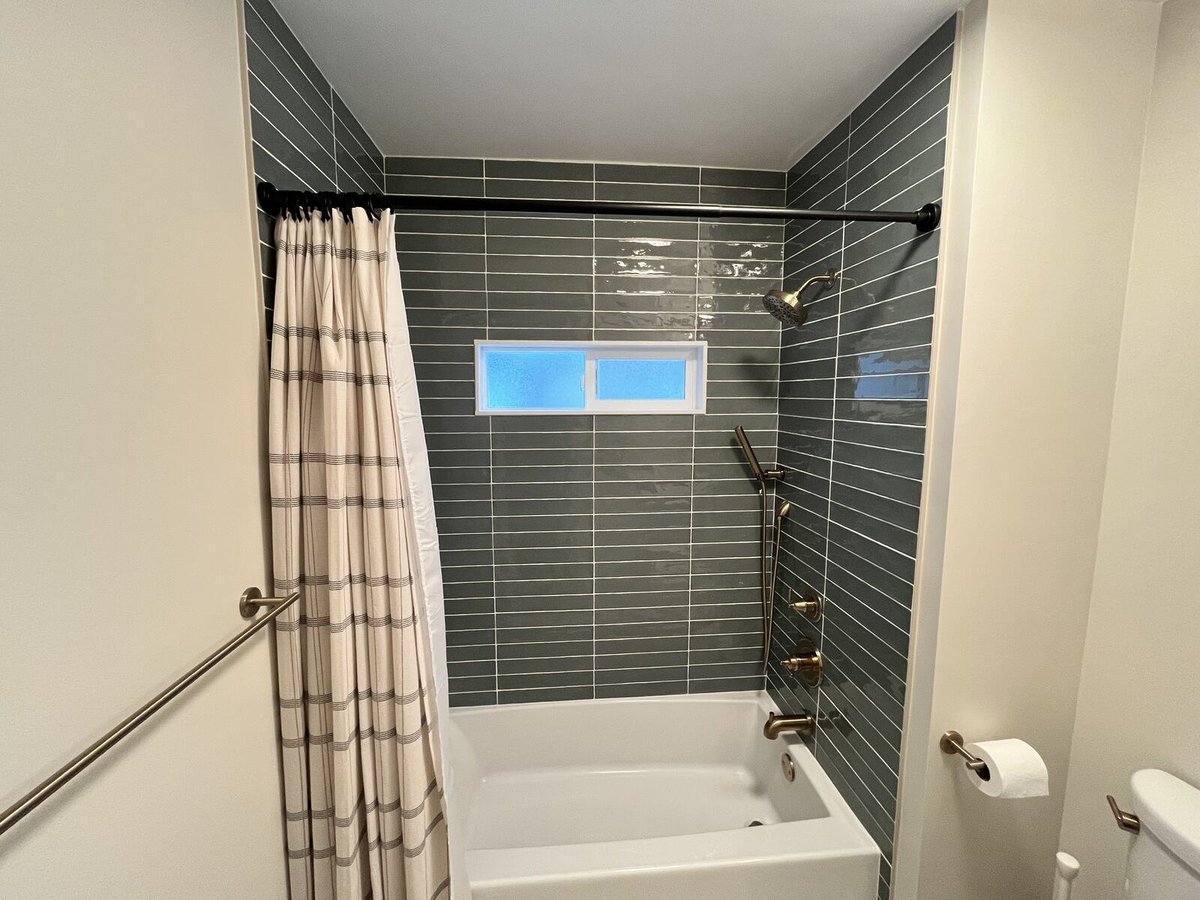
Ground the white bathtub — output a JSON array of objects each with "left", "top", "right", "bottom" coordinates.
[{"left": 447, "top": 691, "right": 880, "bottom": 900}]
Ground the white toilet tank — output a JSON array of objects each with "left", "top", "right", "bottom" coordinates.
[{"left": 1126, "top": 769, "right": 1200, "bottom": 899}]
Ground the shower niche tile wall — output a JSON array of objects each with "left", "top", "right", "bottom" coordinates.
[{"left": 392, "top": 158, "right": 787, "bottom": 706}]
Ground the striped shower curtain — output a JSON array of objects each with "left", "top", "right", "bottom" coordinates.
[{"left": 268, "top": 206, "right": 451, "bottom": 900}]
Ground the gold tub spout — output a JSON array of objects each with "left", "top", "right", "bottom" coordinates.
[{"left": 763, "top": 711, "right": 816, "bottom": 740}]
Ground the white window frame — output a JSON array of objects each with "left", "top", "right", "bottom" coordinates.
[{"left": 474, "top": 340, "right": 707, "bottom": 415}]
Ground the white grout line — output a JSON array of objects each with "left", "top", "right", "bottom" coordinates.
[
  {"left": 590, "top": 198, "right": 598, "bottom": 698},
  {"left": 249, "top": 104, "right": 334, "bottom": 189},
  {"left": 244, "top": 31, "right": 331, "bottom": 134},
  {"left": 251, "top": 139, "right": 318, "bottom": 193},
  {"left": 786, "top": 223, "right": 937, "bottom": 271},
  {"left": 392, "top": 173, "right": 748, "bottom": 191},
  {"left": 824, "top": 563, "right": 912, "bottom": 621},
  {"left": 248, "top": 67, "right": 333, "bottom": 154},
  {"left": 329, "top": 83, "right": 337, "bottom": 190},
  {"left": 823, "top": 581, "right": 911, "bottom": 641},
  {"left": 786, "top": 133, "right": 850, "bottom": 191},
  {"left": 821, "top": 620, "right": 907, "bottom": 721},
  {"left": 815, "top": 709, "right": 900, "bottom": 810},
  {"left": 245, "top": 1, "right": 328, "bottom": 97},
  {"left": 848, "top": 43, "right": 954, "bottom": 140},
  {"left": 331, "top": 113, "right": 385, "bottom": 179},
  {"left": 866, "top": 173, "right": 945, "bottom": 215},
  {"left": 249, "top": 3, "right": 386, "bottom": 177},
  {"left": 481, "top": 204, "right": 500, "bottom": 701},
  {"left": 845, "top": 139, "right": 948, "bottom": 208},
  {"left": 847, "top": 103, "right": 949, "bottom": 184}
]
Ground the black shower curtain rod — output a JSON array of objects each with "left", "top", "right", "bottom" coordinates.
[{"left": 256, "top": 182, "right": 941, "bottom": 233}]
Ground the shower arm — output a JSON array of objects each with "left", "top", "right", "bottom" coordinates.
[{"left": 796, "top": 270, "right": 840, "bottom": 296}]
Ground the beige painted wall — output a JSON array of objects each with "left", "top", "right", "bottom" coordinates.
[
  {"left": 0, "top": 0, "right": 284, "bottom": 895},
  {"left": 1058, "top": 2, "right": 1200, "bottom": 896},
  {"left": 894, "top": 2, "right": 1162, "bottom": 898}
]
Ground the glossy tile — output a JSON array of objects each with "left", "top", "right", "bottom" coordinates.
[
  {"left": 767, "top": 20, "right": 953, "bottom": 895},
  {"left": 485, "top": 159, "right": 592, "bottom": 181},
  {"left": 596, "top": 163, "right": 699, "bottom": 185},
  {"left": 388, "top": 156, "right": 483, "bottom": 177},
  {"left": 701, "top": 168, "right": 784, "bottom": 190},
  {"left": 250, "top": 21, "right": 950, "bottom": 883},
  {"left": 486, "top": 178, "right": 594, "bottom": 201},
  {"left": 333, "top": 99, "right": 384, "bottom": 192},
  {"left": 380, "top": 156, "right": 788, "bottom": 706},
  {"left": 700, "top": 185, "right": 787, "bottom": 207},
  {"left": 597, "top": 181, "right": 699, "bottom": 203}
]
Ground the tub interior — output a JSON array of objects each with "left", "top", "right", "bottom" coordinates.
[
  {"left": 451, "top": 692, "right": 835, "bottom": 851},
  {"left": 472, "top": 763, "right": 789, "bottom": 848}
]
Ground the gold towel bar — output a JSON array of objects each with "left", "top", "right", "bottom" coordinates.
[{"left": 0, "top": 588, "right": 299, "bottom": 838}]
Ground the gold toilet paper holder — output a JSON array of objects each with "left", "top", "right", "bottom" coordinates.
[{"left": 940, "top": 730, "right": 992, "bottom": 781}]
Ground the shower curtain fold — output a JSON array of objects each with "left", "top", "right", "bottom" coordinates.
[{"left": 268, "top": 207, "right": 451, "bottom": 900}]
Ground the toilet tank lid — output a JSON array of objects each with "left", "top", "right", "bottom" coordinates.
[{"left": 1131, "top": 769, "right": 1200, "bottom": 874}]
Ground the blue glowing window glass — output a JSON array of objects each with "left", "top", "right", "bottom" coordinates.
[
  {"left": 596, "top": 358, "right": 687, "bottom": 401},
  {"left": 482, "top": 349, "right": 586, "bottom": 410}
]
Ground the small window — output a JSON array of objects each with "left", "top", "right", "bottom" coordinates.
[
  {"left": 596, "top": 357, "right": 687, "bottom": 401},
  {"left": 475, "top": 341, "right": 706, "bottom": 415},
  {"left": 481, "top": 348, "right": 587, "bottom": 410}
]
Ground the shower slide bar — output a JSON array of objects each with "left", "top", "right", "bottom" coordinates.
[
  {"left": 735, "top": 426, "right": 790, "bottom": 675},
  {"left": 256, "top": 182, "right": 942, "bottom": 232},
  {"left": 0, "top": 587, "right": 299, "bottom": 839}
]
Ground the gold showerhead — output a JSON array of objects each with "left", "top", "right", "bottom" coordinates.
[{"left": 762, "top": 270, "right": 840, "bottom": 329}]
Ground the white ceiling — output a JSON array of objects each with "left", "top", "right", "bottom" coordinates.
[{"left": 273, "top": 0, "right": 961, "bottom": 171}]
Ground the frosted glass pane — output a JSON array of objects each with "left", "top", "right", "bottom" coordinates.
[
  {"left": 483, "top": 349, "right": 586, "bottom": 409},
  {"left": 596, "top": 357, "right": 687, "bottom": 401}
]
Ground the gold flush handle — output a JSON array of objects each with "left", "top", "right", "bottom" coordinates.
[
  {"left": 781, "top": 638, "right": 823, "bottom": 685},
  {"left": 1107, "top": 795, "right": 1141, "bottom": 834}
]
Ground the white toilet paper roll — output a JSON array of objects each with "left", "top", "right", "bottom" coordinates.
[{"left": 963, "top": 739, "right": 1049, "bottom": 798}]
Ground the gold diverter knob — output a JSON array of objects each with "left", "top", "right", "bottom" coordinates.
[
  {"left": 781, "top": 638, "right": 823, "bottom": 685},
  {"left": 788, "top": 590, "right": 822, "bottom": 622}
]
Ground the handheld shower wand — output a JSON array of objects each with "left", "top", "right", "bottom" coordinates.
[{"left": 734, "top": 425, "right": 783, "bottom": 482}]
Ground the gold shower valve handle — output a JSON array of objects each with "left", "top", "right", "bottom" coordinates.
[
  {"left": 788, "top": 590, "right": 823, "bottom": 622},
  {"left": 781, "top": 638, "right": 823, "bottom": 685}
]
